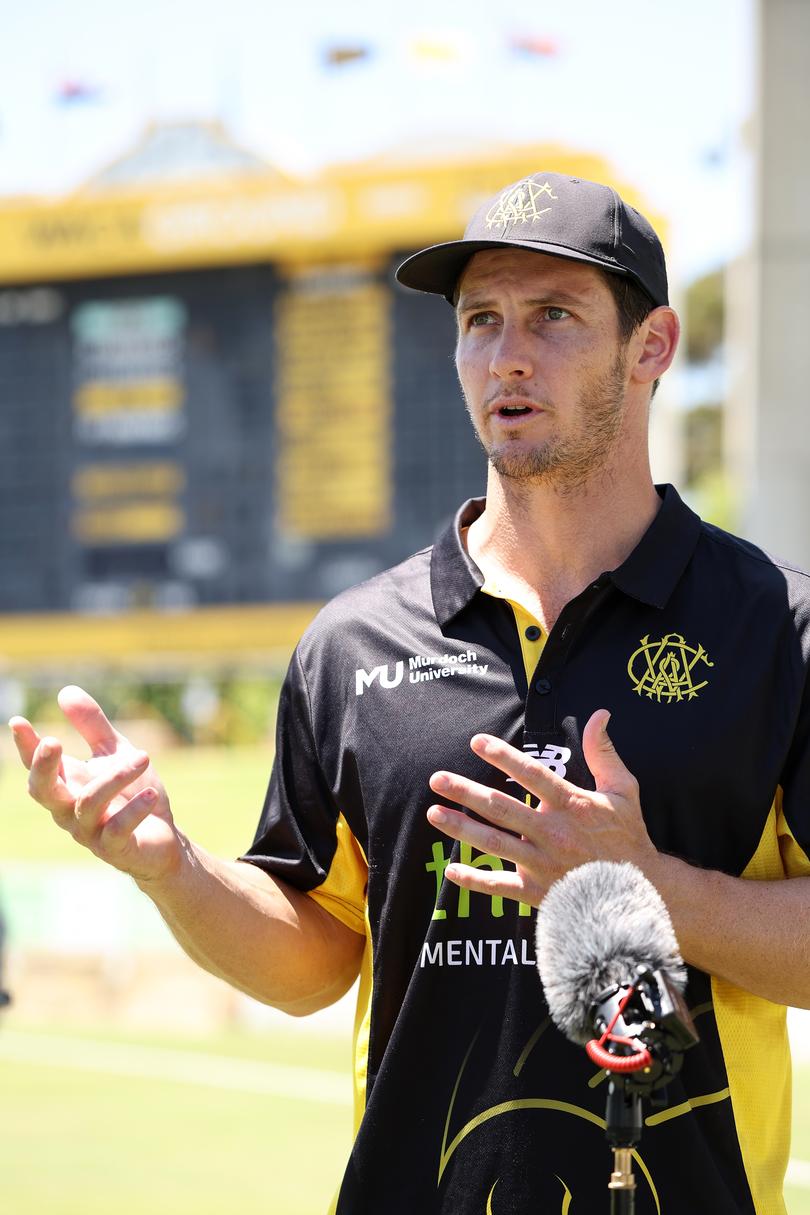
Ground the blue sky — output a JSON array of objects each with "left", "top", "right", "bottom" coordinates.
[{"left": 0, "top": 0, "right": 753, "bottom": 281}]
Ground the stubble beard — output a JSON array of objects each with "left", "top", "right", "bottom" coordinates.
[{"left": 467, "top": 348, "right": 629, "bottom": 495}]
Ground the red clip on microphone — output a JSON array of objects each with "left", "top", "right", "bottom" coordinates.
[{"left": 584, "top": 983, "right": 652, "bottom": 1073}]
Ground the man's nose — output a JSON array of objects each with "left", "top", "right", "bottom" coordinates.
[{"left": 488, "top": 324, "right": 534, "bottom": 379}]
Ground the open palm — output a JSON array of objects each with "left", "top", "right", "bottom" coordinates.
[{"left": 10, "top": 685, "right": 182, "bottom": 881}]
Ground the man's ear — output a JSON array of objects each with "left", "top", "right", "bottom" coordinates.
[{"left": 629, "top": 307, "right": 680, "bottom": 386}]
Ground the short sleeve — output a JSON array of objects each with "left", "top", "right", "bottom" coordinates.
[{"left": 240, "top": 647, "right": 368, "bottom": 929}]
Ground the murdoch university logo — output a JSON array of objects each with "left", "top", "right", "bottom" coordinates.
[
  {"left": 485, "top": 179, "right": 558, "bottom": 233},
  {"left": 355, "top": 650, "right": 489, "bottom": 696},
  {"left": 627, "top": 633, "right": 714, "bottom": 703}
]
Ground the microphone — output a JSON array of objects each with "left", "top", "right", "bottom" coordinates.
[
  {"left": 536, "top": 861, "right": 698, "bottom": 1206},
  {"left": 535, "top": 860, "right": 695, "bottom": 1083}
]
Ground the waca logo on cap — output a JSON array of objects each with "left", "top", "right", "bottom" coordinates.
[{"left": 485, "top": 179, "right": 558, "bottom": 232}]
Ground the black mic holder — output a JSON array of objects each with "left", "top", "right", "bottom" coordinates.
[{"left": 588, "top": 965, "right": 698, "bottom": 1215}]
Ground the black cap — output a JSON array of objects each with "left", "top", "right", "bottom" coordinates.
[{"left": 395, "top": 172, "right": 668, "bottom": 307}]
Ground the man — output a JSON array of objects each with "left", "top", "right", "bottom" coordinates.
[{"left": 11, "top": 172, "right": 810, "bottom": 1214}]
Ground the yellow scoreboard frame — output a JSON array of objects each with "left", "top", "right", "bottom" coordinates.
[{"left": 0, "top": 144, "right": 664, "bottom": 285}]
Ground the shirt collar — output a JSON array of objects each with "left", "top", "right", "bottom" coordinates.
[
  {"left": 430, "top": 498, "right": 486, "bottom": 625},
  {"left": 430, "top": 485, "right": 702, "bottom": 626},
  {"left": 609, "top": 483, "right": 702, "bottom": 608}
]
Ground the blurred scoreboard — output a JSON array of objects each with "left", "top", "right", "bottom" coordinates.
[
  {"left": 0, "top": 262, "right": 483, "bottom": 614},
  {"left": 0, "top": 142, "right": 657, "bottom": 628}
]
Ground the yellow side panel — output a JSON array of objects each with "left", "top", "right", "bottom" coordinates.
[
  {"left": 711, "top": 788, "right": 810, "bottom": 1215},
  {"left": 324, "top": 882, "right": 374, "bottom": 1215},
  {"left": 352, "top": 908, "right": 374, "bottom": 1133},
  {"left": 305, "top": 812, "right": 372, "bottom": 1130},
  {"left": 711, "top": 972, "right": 790, "bottom": 1215}
]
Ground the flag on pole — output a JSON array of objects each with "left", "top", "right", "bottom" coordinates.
[
  {"left": 508, "top": 34, "right": 559, "bottom": 58},
  {"left": 54, "top": 79, "right": 104, "bottom": 105},
  {"left": 410, "top": 37, "right": 463, "bottom": 63},
  {"left": 323, "top": 44, "right": 372, "bottom": 68}
]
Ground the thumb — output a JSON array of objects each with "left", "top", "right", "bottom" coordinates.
[{"left": 582, "top": 709, "right": 632, "bottom": 795}]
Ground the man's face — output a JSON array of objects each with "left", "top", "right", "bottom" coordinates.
[{"left": 454, "top": 249, "right": 633, "bottom": 491}]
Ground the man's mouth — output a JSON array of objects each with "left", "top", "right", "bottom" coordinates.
[{"left": 497, "top": 404, "right": 533, "bottom": 417}]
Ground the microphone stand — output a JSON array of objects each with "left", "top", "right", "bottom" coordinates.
[
  {"left": 605, "top": 1075, "right": 642, "bottom": 1214},
  {"left": 585, "top": 967, "right": 699, "bottom": 1215}
]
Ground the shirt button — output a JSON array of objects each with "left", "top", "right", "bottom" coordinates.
[
  {"left": 525, "top": 625, "right": 542, "bottom": 641},
  {"left": 534, "top": 677, "right": 552, "bottom": 694}
]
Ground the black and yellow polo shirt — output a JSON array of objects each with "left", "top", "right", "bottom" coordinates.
[{"left": 244, "top": 484, "right": 810, "bottom": 1215}]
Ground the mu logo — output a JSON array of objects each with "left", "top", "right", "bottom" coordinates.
[
  {"left": 355, "top": 662, "right": 404, "bottom": 696},
  {"left": 627, "top": 632, "right": 713, "bottom": 703}
]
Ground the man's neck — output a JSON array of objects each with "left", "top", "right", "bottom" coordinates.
[{"left": 466, "top": 469, "right": 662, "bottom": 633}]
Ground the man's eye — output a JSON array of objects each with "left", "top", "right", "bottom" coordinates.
[
  {"left": 469, "top": 312, "right": 495, "bottom": 327},
  {"left": 545, "top": 307, "right": 571, "bottom": 321}
]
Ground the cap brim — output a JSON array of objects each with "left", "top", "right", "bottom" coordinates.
[{"left": 395, "top": 238, "right": 632, "bottom": 304}]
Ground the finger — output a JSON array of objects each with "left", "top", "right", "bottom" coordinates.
[
  {"left": 73, "top": 751, "right": 151, "bottom": 834},
  {"left": 98, "top": 787, "right": 160, "bottom": 855},
  {"left": 443, "top": 862, "right": 532, "bottom": 904},
  {"left": 27, "top": 738, "right": 76, "bottom": 816},
  {"left": 581, "top": 710, "right": 635, "bottom": 797},
  {"left": 57, "top": 686, "right": 122, "bottom": 756},
  {"left": 469, "top": 734, "right": 571, "bottom": 805},
  {"left": 430, "top": 769, "right": 538, "bottom": 836},
  {"left": 9, "top": 717, "right": 41, "bottom": 770},
  {"left": 426, "top": 803, "right": 534, "bottom": 868}
]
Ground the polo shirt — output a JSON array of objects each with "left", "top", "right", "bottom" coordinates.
[{"left": 243, "top": 484, "right": 810, "bottom": 1215}]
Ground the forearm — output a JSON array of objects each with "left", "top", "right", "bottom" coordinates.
[
  {"left": 135, "top": 835, "right": 364, "bottom": 1016},
  {"left": 646, "top": 852, "right": 810, "bottom": 1008}
]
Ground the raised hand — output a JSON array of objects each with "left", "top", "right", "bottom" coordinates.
[
  {"left": 427, "top": 709, "right": 658, "bottom": 907},
  {"left": 9, "top": 685, "right": 183, "bottom": 882}
]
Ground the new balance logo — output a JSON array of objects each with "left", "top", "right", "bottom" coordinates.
[
  {"left": 508, "top": 743, "right": 572, "bottom": 786},
  {"left": 525, "top": 743, "right": 572, "bottom": 778}
]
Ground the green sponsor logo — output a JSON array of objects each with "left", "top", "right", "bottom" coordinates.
[{"left": 425, "top": 840, "right": 532, "bottom": 920}]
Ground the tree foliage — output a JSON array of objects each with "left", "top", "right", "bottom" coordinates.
[{"left": 684, "top": 267, "right": 724, "bottom": 363}]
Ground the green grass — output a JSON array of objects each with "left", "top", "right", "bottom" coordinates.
[
  {"left": 0, "top": 743, "right": 274, "bottom": 863},
  {"left": 0, "top": 1021, "right": 352, "bottom": 1215}
]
